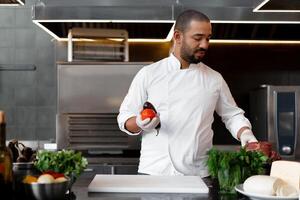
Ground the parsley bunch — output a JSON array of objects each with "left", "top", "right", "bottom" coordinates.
[
  {"left": 207, "top": 148, "right": 268, "bottom": 193},
  {"left": 34, "top": 149, "right": 88, "bottom": 178}
]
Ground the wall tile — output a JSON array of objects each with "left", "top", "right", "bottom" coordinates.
[
  {"left": 0, "top": 47, "right": 15, "bottom": 64},
  {"left": 15, "top": 28, "right": 36, "bottom": 48},
  {"left": 17, "top": 127, "right": 36, "bottom": 140},
  {"left": 36, "top": 65, "right": 56, "bottom": 86},
  {"left": 15, "top": 7, "right": 35, "bottom": 28},
  {"left": 0, "top": 8, "right": 15, "bottom": 28},
  {"left": 6, "top": 126, "right": 19, "bottom": 140},
  {"left": 0, "top": 87, "right": 15, "bottom": 106},
  {"left": 35, "top": 46, "right": 55, "bottom": 65},
  {"left": 36, "top": 128, "right": 55, "bottom": 140},
  {"left": 16, "top": 106, "right": 36, "bottom": 126},
  {"left": 35, "top": 26, "right": 55, "bottom": 47},
  {"left": 14, "top": 70, "right": 37, "bottom": 87},
  {"left": 15, "top": 48, "right": 36, "bottom": 65},
  {"left": 36, "top": 86, "right": 56, "bottom": 106},
  {"left": 15, "top": 86, "right": 36, "bottom": 106},
  {"left": 0, "top": 29, "right": 15, "bottom": 47},
  {"left": 0, "top": 71, "right": 16, "bottom": 87},
  {"left": 36, "top": 106, "right": 55, "bottom": 127}
]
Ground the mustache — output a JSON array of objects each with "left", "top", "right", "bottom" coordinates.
[{"left": 195, "top": 48, "right": 207, "bottom": 53}]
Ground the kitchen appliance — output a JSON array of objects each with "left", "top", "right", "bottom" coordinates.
[
  {"left": 56, "top": 62, "right": 150, "bottom": 165},
  {"left": 88, "top": 175, "right": 209, "bottom": 194},
  {"left": 249, "top": 85, "right": 300, "bottom": 159},
  {"left": 67, "top": 28, "right": 129, "bottom": 62}
]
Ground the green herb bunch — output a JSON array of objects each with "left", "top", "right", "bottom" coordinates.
[
  {"left": 34, "top": 149, "right": 88, "bottom": 178},
  {"left": 207, "top": 148, "right": 268, "bottom": 193}
]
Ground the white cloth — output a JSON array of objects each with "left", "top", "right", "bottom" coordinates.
[
  {"left": 240, "top": 129, "right": 258, "bottom": 147},
  {"left": 136, "top": 115, "right": 160, "bottom": 132},
  {"left": 117, "top": 54, "right": 252, "bottom": 177}
]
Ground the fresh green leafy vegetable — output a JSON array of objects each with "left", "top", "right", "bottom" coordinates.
[
  {"left": 34, "top": 149, "right": 88, "bottom": 178},
  {"left": 207, "top": 148, "right": 268, "bottom": 193}
]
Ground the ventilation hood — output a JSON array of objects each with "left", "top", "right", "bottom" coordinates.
[{"left": 32, "top": 0, "right": 300, "bottom": 41}]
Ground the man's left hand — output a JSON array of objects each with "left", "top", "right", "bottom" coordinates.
[{"left": 240, "top": 129, "right": 258, "bottom": 147}]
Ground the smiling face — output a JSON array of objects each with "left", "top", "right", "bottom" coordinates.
[{"left": 174, "top": 20, "right": 212, "bottom": 67}]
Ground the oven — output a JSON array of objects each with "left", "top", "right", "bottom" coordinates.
[
  {"left": 56, "top": 62, "right": 149, "bottom": 166},
  {"left": 249, "top": 85, "right": 300, "bottom": 160}
]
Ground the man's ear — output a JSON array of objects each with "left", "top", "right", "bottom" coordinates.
[{"left": 173, "top": 30, "right": 182, "bottom": 44}]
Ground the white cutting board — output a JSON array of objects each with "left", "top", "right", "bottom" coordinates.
[{"left": 88, "top": 174, "right": 209, "bottom": 194}]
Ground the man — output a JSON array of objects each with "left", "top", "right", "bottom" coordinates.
[{"left": 117, "top": 10, "right": 257, "bottom": 177}]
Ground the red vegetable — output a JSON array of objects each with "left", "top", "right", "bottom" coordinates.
[
  {"left": 43, "top": 170, "right": 65, "bottom": 179},
  {"left": 245, "top": 141, "right": 281, "bottom": 161},
  {"left": 141, "top": 109, "right": 156, "bottom": 120}
]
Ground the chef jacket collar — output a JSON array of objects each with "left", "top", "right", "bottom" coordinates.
[{"left": 169, "top": 53, "right": 200, "bottom": 71}]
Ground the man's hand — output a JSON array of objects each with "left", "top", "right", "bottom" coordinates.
[
  {"left": 136, "top": 114, "right": 160, "bottom": 132},
  {"left": 240, "top": 129, "right": 258, "bottom": 147}
]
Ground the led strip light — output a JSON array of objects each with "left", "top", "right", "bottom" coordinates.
[
  {"left": 33, "top": 19, "right": 300, "bottom": 43},
  {"left": 0, "top": 4, "right": 20, "bottom": 6},
  {"left": 16, "top": 0, "right": 24, "bottom": 5}
]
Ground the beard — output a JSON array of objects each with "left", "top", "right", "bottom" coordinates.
[{"left": 180, "top": 41, "right": 206, "bottom": 64}]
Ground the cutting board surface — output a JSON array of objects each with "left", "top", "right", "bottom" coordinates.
[{"left": 88, "top": 175, "right": 209, "bottom": 193}]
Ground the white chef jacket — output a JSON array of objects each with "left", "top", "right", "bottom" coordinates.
[{"left": 117, "top": 53, "right": 251, "bottom": 177}]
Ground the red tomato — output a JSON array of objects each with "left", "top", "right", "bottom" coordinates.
[
  {"left": 141, "top": 109, "right": 156, "bottom": 120},
  {"left": 43, "top": 170, "right": 65, "bottom": 179}
]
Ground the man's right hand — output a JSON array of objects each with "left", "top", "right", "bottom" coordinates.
[{"left": 136, "top": 114, "right": 160, "bottom": 132}]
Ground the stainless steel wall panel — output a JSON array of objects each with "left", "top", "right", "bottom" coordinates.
[{"left": 57, "top": 63, "right": 148, "bottom": 113}]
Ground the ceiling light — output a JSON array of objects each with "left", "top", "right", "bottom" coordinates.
[
  {"left": 33, "top": 19, "right": 300, "bottom": 43},
  {"left": 253, "top": 0, "right": 270, "bottom": 12},
  {"left": 16, "top": 0, "right": 24, "bottom": 5}
]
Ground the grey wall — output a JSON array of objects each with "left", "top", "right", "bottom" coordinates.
[{"left": 0, "top": 0, "right": 56, "bottom": 141}]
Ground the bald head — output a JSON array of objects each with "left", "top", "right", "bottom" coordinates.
[{"left": 174, "top": 10, "right": 210, "bottom": 33}]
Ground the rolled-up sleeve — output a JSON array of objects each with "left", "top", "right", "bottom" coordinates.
[
  {"left": 215, "top": 77, "right": 252, "bottom": 140},
  {"left": 117, "top": 67, "right": 148, "bottom": 135}
]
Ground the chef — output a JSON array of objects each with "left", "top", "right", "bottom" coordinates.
[{"left": 117, "top": 9, "right": 257, "bottom": 177}]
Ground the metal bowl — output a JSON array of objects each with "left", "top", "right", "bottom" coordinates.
[
  {"left": 13, "top": 162, "right": 41, "bottom": 199},
  {"left": 24, "top": 177, "right": 70, "bottom": 200}
]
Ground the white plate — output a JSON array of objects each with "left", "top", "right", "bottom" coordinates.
[{"left": 235, "top": 184, "right": 298, "bottom": 200}]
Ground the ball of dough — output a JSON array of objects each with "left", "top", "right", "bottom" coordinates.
[{"left": 243, "top": 175, "right": 283, "bottom": 196}]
